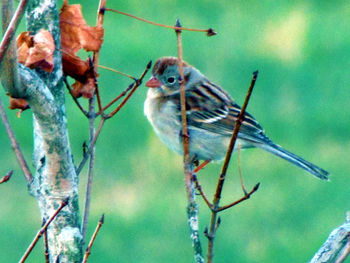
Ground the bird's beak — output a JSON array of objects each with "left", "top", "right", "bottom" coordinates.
[{"left": 145, "top": 76, "right": 162, "bottom": 88}]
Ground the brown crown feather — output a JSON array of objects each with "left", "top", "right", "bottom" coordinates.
[{"left": 152, "top": 57, "right": 189, "bottom": 75}]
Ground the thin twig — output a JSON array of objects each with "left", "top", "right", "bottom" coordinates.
[
  {"left": 81, "top": 97, "right": 96, "bottom": 244},
  {"left": 176, "top": 19, "right": 204, "bottom": 263},
  {"left": 215, "top": 183, "right": 260, "bottom": 212},
  {"left": 0, "top": 97, "right": 33, "bottom": 183},
  {"left": 43, "top": 219, "right": 49, "bottom": 263},
  {"left": 19, "top": 198, "right": 69, "bottom": 263},
  {"left": 81, "top": 0, "right": 106, "bottom": 245},
  {"left": 238, "top": 145, "right": 247, "bottom": 194},
  {"left": 99, "top": 83, "right": 135, "bottom": 113},
  {"left": 1, "top": 0, "right": 21, "bottom": 98},
  {"left": 105, "top": 61, "right": 151, "bottom": 118},
  {"left": 76, "top": 61, "right": 151, "bottom": 175},
  {"left": 91, "top": 0, "right": 106, "bottom": 114},
  {"left": 104, "top": 8, "right": 216, "bottom": 36},
  {"left": 98, "top": 65, "right": 136, "bottom": 80},
  {"left": 0, "top": 0, "right": 29, "bottom": 66},
  {"left": 63, "top": 77, "right": 88, "bottom": 116},
  {"left": 207, "top": 71, "right": 259, "bottom": 263},
  {"left": 0, "top": 170, "right": 13, "bottom": 184},
  {"left": 82, "top": 214, "right": 105, "bottom": 263},
  {"left": 192, "top": 173, "right": 212, "bottom": 209},
  {"left": 76, "top": 118, "right": 105, "bottom": 176}
]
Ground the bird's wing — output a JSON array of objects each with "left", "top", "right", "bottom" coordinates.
[{"left": 180, "top": 81, "right": 272, "bottom": 144}]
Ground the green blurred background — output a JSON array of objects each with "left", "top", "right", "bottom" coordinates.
[{"left": 1, "top": 0, "right": 349, "bottom": 262}]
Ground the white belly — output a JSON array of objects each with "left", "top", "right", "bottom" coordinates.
[{"left": 144, "top": 90, "right": 251, "bottom": 161}]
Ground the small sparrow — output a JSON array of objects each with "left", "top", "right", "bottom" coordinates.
[{"left": 144, "top": 57, "right": 329, "bottom": 180}]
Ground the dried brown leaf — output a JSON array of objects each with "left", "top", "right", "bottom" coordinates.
[
  {"left": 71, "top": 78, "right": 96, "bottom": 99},
  {"left": 16, "top": 30, "right": 55, "bottom": 72},
  {"left": 60, "top": 3, "right": 104, "bottom": 54},
  {"left": 8, "top": 96, "right": 29, "bottom": 111}
]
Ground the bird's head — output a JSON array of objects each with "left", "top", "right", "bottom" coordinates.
[{"left": 145, "top": 57, "right": 199, "bottom": 95}]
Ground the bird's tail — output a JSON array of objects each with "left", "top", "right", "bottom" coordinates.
[{"left": 257, "top": 142, "right": 329, "bottom": 180}]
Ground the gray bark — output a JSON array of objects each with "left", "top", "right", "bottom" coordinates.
[
  {"left": 1, "top": 0, "right": 83, "bottom": 261},
  {"left": 310, "top": 214, "right": 350, "bottom": 263}
]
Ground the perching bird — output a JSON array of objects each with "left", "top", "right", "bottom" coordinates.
[{"left": 144, "top": 57, "right": 329, "bottom": 180}]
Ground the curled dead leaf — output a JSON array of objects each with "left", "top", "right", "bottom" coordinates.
[
  {"left": 60, "top": 3, "right": 104, "bottom": 54},
  {"left": 8, "top": 96, "right": 29, "bottom": 118},
  {"left": 16, "top": 30, "right": 55, "bottom": 73},
  {"left": 71, "top": 78, "right": 96, "bottom": 99}
]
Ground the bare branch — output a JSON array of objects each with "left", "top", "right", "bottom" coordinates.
[
  {"left": 104, "top": 8, "right": 216, "bottom": 36},
  {"left": 99, "top": 83, "right": 135, "bottom": 113},
  {"left": 0, "top": 0, "right": 29, "bottom": 86},
  {"left": 207, "top": 71, "right": 258, "bottom": 263},
  {"left": 43, "top": 219, "right": 49, "bottom": 263},
  {"left": 215, "top": 183, "right": 260, "bottom": 212},
  {"left": 98, "top": 65, "right": 136, "bottom": 80},
  {"left": 105, "top": 61, "right": 152, "bottom": 119},
  {"left": 82, "top": 214, "right": 105, "bottom": 263},
  {"left": 176, "top": 19, "right": 204, "bottom": 263},
  {"left": 81, "top": 0, "right": 107, "bottom": 243},
  {"left": 1, "top": 0, "right": 21, "bottom": 97},
  {"left": 0, "top": 98, "right": 33, "bottom": 183},
  {"left": 19, "top": 198, "right": 69, "bottom": 263},
  {"left": 64, "top": 77, "right": 88, "bottom": 116},
  {"left": 192, "top": 173, "right": 213, "bottom": 209}
]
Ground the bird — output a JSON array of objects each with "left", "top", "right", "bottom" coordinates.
[{"left": 144, "top": 56, "right": 329, "bottom": 180}]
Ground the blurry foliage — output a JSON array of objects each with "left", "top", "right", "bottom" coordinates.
[{"left": 0, "top": 0, "right": 349, "bottom": 262}]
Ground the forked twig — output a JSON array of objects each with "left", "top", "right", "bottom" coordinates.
[
  {"left": 99, "top": 83, "right": 135, "bottom": 113},
  {"left": 76, "top": 61, "right": 152, "bottom": 175},
  {"left": 82, "top": 214, "right": 105, "bottom": 263},
  {"left": 206, "top": 71, "right": 259, "bottom": 263},
  {"left": 215, "top": 183, "right": 260, "bottom": 212},
  {"left": 0, "top": 170, "right": 13, "bottom": 184},
  {"left": 104, "top": 8, "right": 216, "bottom": 36},
  {"left": 176, "top": 19, "right": 204, "bottom": 263},
  {"left": 19, "top": 198, "right": 69, "bottom": 263},
  {"left": 105, "top": 61, "right": 151, "bottom": 119}
]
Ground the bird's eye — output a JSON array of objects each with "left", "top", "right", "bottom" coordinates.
[{"left": 167, "top": 77, "right": 176, "bottom": 84}]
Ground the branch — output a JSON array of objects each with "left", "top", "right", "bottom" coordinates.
[
  {"left": 104, "top": 8, "right": 216, "bottom": 36},
  {"left": 81, "top": 97, "right": 96, "bottom": 244},
  {"left": 100, "top": 83, "right": 135, "bottom": 113},
  {"left": 104, "top": 61, "right": 152, "bottom": 118},
  {"left": 1, "top": 0, "right": 21, "bottom": 97},
  {"left": 215, "top": 183, "right": 260, "bottom": 212},
  {"left": 19, "top": 198, "right": 69, "bottom": 263},
  {"left": 76, "top": 61, "right": 151, "bottom": 175},
  {"left": 207, "top": 71, "right": 258, "bottom": 263},
  {"left": 82, "top": 214, "right": 105, "bottom": 263},
  {"left": 0, "top": 170, "right": 13, "bottom": 184},
  {"left": 98, "top": 64, "right": 136, "bottom": 80},
  {"left": 0, "top": 97, "right": 33, "bottom": 183},
  {"left": 81, "top": 0, "right": 107, "bottom": 244},
  {"left": 0, "top": 0, "right": 29, "bottom": 97},
  {"left": 63, "top": 77, "right": 88, "bottom": 116},
  {"left": 310, "top": 213, "right": 350, "bottom": 263},
  {"left": 176, "top": 19, "right": 204, "bottom": 263},
  {"left": 43, "top": 218, "right": 49, "bottom": 263}
]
